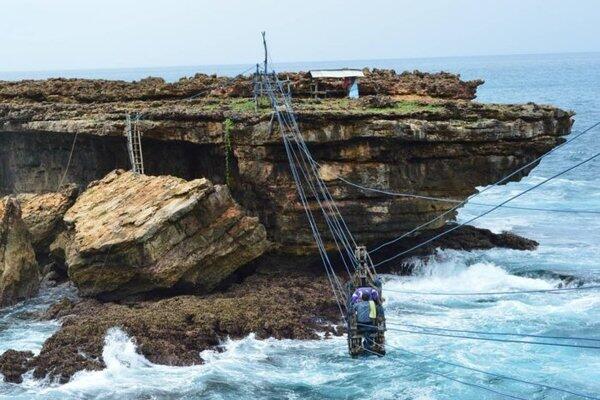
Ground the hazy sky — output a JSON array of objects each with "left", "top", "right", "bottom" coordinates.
[{"left": 2, "top": 0, "right": 599, "bottom": 71}]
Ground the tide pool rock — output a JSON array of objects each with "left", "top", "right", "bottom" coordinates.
[
  {"left": 62, "top": 170, "right": 270, "bottom": 300},
  {"left": 0, "top": 197, "right": 40, "bottom": 307}
]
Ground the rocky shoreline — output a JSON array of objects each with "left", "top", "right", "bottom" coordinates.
[
  {"left": 0, "top": 68, "right": 572, "bottom": 383},
  {"left": 0, "top": 224, "right": 536, "bottom": 384}
]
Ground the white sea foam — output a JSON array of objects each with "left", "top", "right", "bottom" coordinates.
[{"left": 386, "top": 252, "right": 556, "bottom": 297}]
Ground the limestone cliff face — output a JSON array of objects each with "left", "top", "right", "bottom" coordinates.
[
  {"left": 0, "top": 198, "right": 39, "bottom": 307},
  {"left": 60, "top": 170, "right": 270, "bottom": 300},
  {"left": 0, "top": 72, "right": 573, "bottom": 256}
]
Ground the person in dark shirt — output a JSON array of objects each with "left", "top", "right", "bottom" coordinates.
[{"left": 353, "top": 292, "right": 377, "bottom": 329}]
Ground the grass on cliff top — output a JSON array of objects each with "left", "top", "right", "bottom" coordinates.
[{"left": 213, "top": 97, "right": 443, "bottom": 116}]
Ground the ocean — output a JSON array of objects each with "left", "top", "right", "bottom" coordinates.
[{"left": 1, "top": 52, "right": 599, "bottom": 399}]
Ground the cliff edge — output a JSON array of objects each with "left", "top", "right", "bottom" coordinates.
[{"left": 0, "top": 69, "right": 573, "bottom": 256}]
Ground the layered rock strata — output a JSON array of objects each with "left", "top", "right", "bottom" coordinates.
[
  {"left": 0, "top": 197, "right": 39, "bottom": 307},
  {"left": 17, "top": 185, "right": 78, "bottom": 255},
  {"left": 0, "top": 72, "right": 573, "bottom": 258},
  {"left": 59, "top": 170, "right": 270, "bottom": 300}
]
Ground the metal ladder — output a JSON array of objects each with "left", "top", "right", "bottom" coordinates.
[{"left": 125, "top": 114, "right": 145, "bottom": 174}]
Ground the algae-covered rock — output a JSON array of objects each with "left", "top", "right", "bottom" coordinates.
[
  {"left": 0, "top": 350, "right": 34, "bottom": 383},
  {"left": 30, "top": 267, "right": 340, "bottom": 383},
  {"left": 62, "top": 170, "right": 270, "bottom": 300},
  {"left": 0, "top": 197, "right": 40, "bottom": 307}
]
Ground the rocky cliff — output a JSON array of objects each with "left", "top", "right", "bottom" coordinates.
[
  {"left": 0, "top": 72, "right": 573, "bottom": 257},
  {"left": 0, "top": 197, "right": 39, "bottom": 306},
  {"left": 0, "top": 69, "right": 575, "bottom": 383}
]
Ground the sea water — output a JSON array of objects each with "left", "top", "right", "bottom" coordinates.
[{"left": 0, "top": 52, "right": 599, "bottom": 399}]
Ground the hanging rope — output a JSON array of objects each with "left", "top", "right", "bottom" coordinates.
[
  {"left": 263, "top": 70, "right": 361, "bottom": 275},
  {"left": 283, "top": 139, "right": 345, "bottom": 316},
  {"left": 334, "top": 173, "right": 600, "bottom": 214},
  {"left": 56, "top": 131, "right": 79, "bottom": 191},
  {"left": 284, "top": 136, "right": 355, "bottom": 276},
  {"left": 268, "top": 72, "right": 361, "bottom": 316},
  {"left": 303, "top": 152, "right": 600, "bottom": 215}
]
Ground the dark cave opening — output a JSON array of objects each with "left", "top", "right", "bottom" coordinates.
[{"left": 0, "top": 131, "right": 227, "bottom": 195}]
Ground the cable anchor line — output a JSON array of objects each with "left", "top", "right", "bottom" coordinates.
[
  {"left": 259, "top": 61, "right": 360, "bottom": 313},
  {"left": 379, "top": 324, "right": 600, "bottom": 350},
  {"left": 385, "top": 320, "right": 600, "bottom": 343},
  {"left": 368, "top": 120, "right": 600, "bottom": 256},
  {"left": 372, "top": 146, "right": 600, "bottom": 268},
  {"left": 257, "top": 34, "right": 387, "bottom": 358}
]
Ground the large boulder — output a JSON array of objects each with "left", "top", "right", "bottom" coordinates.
[
  {"left": 0, "top": 197, "right": 40, "bottom": 307},
  {"left": 61, "top": 170, "right": 270, "bottom": 300}
]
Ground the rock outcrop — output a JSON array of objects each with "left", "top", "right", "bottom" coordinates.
[
  {"left": 0, "top": 69, "right": 481, "bottom": 103},
  {"left": 0, "top": 197, "right": 39, "bottom": 307},
  {"left": 0, "top": 350, "right": 34, "bottom": 383},
  {"left": 0, "top": 223, "right": 540, "bottom": 384},
  {"left": 16, "top": 185, "right": 78, "bottom": 255},
  {"left": 29, "top": 266, "right": 340, "bottom": 383},
  {"left": 0, "top": 68, "right": 578, "bottom": 385},
  {"left": 60, "top": 170, "right": 270, "bottom": 300},
  {"left": 0, "top": 71, "right": 573, "bottom": 259}
]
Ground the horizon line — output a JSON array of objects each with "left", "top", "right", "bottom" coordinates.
[{"left": 1, "top": 50, "right": 598, "bottom": 76}]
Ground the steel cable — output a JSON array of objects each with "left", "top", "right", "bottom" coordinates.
[
  {"left": 376, "top": 324, "right": 600, "bottom": 350},
  {"left": 385, "top": 320, "right": 600, "bottom": 343},
  {"left": 369, "top": 120, "right": 600, "bottom": 255},
  {"left": 359, "top": 341, "right": 529, "bottom": 400},
  {"left": 372, "top": 148, "right": 600, "bottom": 268},
  {"left": 368, "top": 338, "right": 600, "bottom": 400}
]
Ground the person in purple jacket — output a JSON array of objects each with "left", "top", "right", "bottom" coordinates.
[{"left": 351, "top": 287, "right": 379, "bottom": 304}]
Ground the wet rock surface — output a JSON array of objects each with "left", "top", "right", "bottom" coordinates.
[
  {"left": 30, "top": 266, "right": 340, "bottom": 383},
  {"left": 0, "top": 197, "right": 39, "bottom": 307},
  {"left": 0, "top": 223, "right": 536, "bottom": 384},
  {"left": 0, "top": 350, "right": 34, "bottom": 383},
  {"left": 61, "top": 170, "right": 271, "bottom": 300}
]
